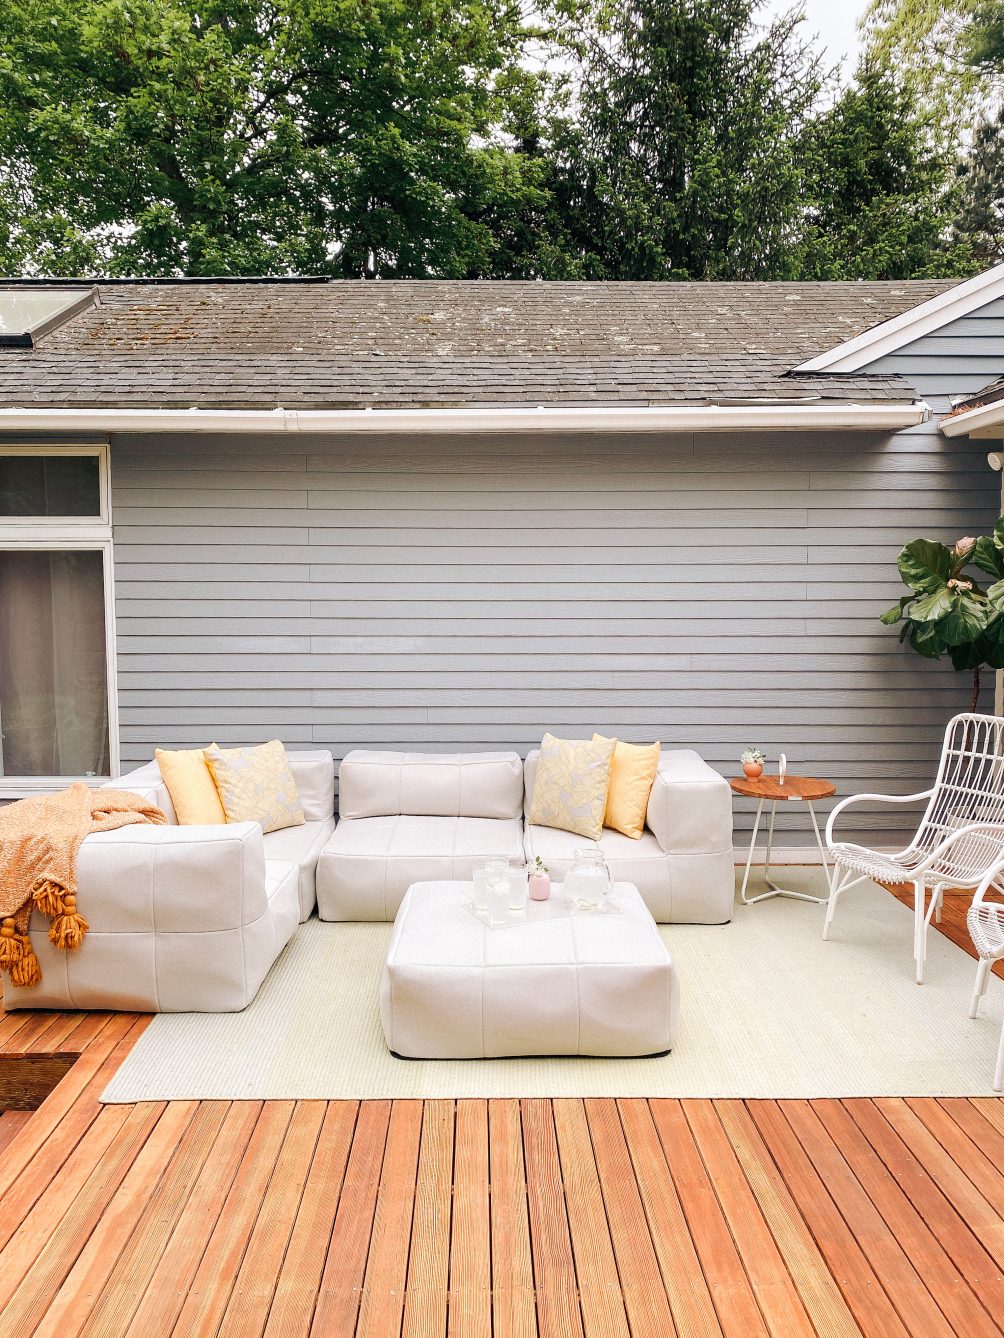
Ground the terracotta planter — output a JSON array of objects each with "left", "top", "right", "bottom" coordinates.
[
  {"left": 529, "top": 873, "right": 551, "bottom": 901},
  {"left": 742, "top": 761, "right": 764, "bottom": 780}
]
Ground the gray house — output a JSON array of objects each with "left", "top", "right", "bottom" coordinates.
[{"left": 1, "top": 268, "right": 1002, "bottom": 851}]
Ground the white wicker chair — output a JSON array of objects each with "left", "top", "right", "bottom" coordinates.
[
  {"left": 967, "top": 861, "right": 1004, "bottom": 1090},
  {"left": 824, "top": 713, "right": 1004, "bottom": 984}
]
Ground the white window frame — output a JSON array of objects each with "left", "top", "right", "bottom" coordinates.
[
  {"left": 0, "top": 443, "right": 119, "bottom": 795},
  {"left": 0, "top": 441, "right": 110, "bottom": 527}
]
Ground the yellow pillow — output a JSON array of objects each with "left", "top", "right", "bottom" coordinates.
[
  {"left": 594, "top": 735, "right": 661, "bottom": 839},
  {"left": 527, "top": 732, "right": 616, "bottom": 841},
  {"left": 155, "top": 745, "right": 227, "bottom": 825},
  {"left": 204, "top": 739, "right": 304, "bottom": 834}
]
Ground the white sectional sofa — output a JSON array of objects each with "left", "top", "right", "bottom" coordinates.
[
  {"left": 316, "top": 750, "right": 525, "bottom": 921},
  {"left": 317, "top": 747, "right": 733, "bottom": 924},
  {"left": 4, "top": 751, "right": 335, "bottom": 1013}
]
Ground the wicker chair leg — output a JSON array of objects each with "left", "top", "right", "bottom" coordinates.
[
  {"left": 914, "top": 881, "right": 927, "bottom": 985},
  {"left": 971, "top": 958, "right": 991, "bottom": 1018}
]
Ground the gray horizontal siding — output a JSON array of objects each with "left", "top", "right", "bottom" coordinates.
[{"left": 104, "top": 414, "right": 998, "bottom": 848}]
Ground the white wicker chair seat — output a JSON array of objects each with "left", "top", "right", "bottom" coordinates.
[
  {"left": 966, "top": 861, "right": 1004, "bottom": 1090},
  {"left": 824, "top": 713, "right": 1004, "bottom": 985}
]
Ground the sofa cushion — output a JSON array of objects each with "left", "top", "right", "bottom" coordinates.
[
  {"left": 316, "top": 815, "right": 524, "bottom": 921},
  {"left": 594, "top": 735, "right": 661, "bottom": 839},
  {"left": 338, "top": 750, "right": 523, "bottom": 820},
  {"left": 205, "top": 740, "right": 305, "bottom": 834},
  {"left": 262, "top": 817, "right": 336, "bottom": 921},
  {"left": 155, "top": 745, "right": 227, "bottom": 825},
  {"left": 526, "top": 733, "right": 615, "bottom": 841}
]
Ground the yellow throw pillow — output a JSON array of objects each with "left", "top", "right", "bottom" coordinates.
[
  {"left": 594, "top": 735, "right": 661, "bottom": 839},
  {"left": 204, "top": 739, "right": 304, "bottom": 834},
  {"left": 155, "top": 745, "right": 227, "bottom": 825},
  {"left": 528, "top": 732, "right": 616, "bottom": 841}
]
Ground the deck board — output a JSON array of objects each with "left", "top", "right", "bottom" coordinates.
[{"left": 1, "top": 894, "right": 1004, "bottom": 1335}]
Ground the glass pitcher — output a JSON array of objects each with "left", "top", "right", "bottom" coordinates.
[{"left": 565, "top": 848, "right": 611, "bottom": 911}]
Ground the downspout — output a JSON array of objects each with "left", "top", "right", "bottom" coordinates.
[{"left": 994, "top": 451, "right": 1004, "bottom": 716}]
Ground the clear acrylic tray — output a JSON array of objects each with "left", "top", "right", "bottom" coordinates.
[{"left": 462, "top": 886, "right": 623, "bottom": 930}]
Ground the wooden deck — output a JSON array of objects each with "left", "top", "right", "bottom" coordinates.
[{"left": 0, "top": 892, "right": 1002, "bottom": 1336}]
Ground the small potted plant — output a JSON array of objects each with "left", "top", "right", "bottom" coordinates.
[
  {"left": 528, "top": 855, "right": 551, "bottom": 901},
  {"left": 740, "top": 747, "right": 766, "bottom": 781}
]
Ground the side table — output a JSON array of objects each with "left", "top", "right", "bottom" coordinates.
[{"left": 730, "top": 774, "right": 836, "bottom": 905}]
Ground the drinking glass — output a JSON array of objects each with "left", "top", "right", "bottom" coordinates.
[
  {"left": 472, "top": 856, "right": 508, "bottom": 919},
  {"left": 507, "top": 860, "right": 529, "bottom": 912}
]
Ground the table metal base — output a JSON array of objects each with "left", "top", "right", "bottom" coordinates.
[{"left": 738, "top": 797, "right": 832, "bottom": 905}]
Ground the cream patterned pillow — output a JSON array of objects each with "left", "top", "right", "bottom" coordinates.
[
  {"left": 204, "top": 740, "right": 304, "bottom": 834},
  {"left": 528, "top": 732, "right": 616, "bottom": 840}
]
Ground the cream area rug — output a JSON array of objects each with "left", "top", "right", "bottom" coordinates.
[{"left": 101, "top": 871, "right": 1004, "bottom": 1101}]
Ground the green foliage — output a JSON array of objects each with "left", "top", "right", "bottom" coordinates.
[
  {"left": 861, "top": 0, "right": 1002, "bottom": 135},
  {"left": 0, "top": 0, "right": 993, "bottom": 280},
  {"left": 545, "top": 0, "right": 824, "bottom": 279},
  {"left": 0, "top": 0, "right": 542, "bottom": 277},
  {"left": 882, "top": 524, "right": 1004, "bottom": 706},
  {"left": 796, "top": 65, "right": 978, "bottom": 279},
  {"left": 954, "top": 107, "right": 1004, "bottom": 267}
]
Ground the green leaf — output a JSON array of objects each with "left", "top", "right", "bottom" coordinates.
[
  {"left": 949, "top": 641, "right": 987, "bottom": 672},
  {"left": 908, "top": 587, "right": 954, "bottom": 622},
  {"left": 971, "top": 535, "right": 1004, "bottom": 579},
  {"left": 938, "top": 593, "right": 991, "bottom": 645},
  {"left": 897, "top": 538, "right": 952, "bottom": 594},
  {"left": 908, "top": 621, "right": 943, "bottom": 659},
  {"left": 880, "top": 595, "right": 911, "bottom": 625},
  {"left": 987, "top": 577, "right": 1004, "bottom": 612}
]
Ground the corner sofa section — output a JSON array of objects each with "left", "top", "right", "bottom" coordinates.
[
  {"left": 4, "top": 750, "right": 335, "bottom": 1012},
  {"left": 523, "top": 748, "right": 734, "bottom": 923}
]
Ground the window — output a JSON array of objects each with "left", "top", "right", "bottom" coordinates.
[
  {"left": 0, "top": 445, "right": 117, "bottom": 791},
  {"left": 0, "top": 287, "right": 96, "bottom": 347}
]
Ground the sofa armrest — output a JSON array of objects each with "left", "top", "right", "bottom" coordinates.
[
  {"left": 287, "top": 750, "right": 335, "bottom": 821},
  {"left": 102, "top": 763, "right": 177, "bottom": 824},
  {"left": 75, "top": 821, "right": 267, "bottom": 933},
  {"left": 646, "top": 751, "right": 733, "bottom": 854}
]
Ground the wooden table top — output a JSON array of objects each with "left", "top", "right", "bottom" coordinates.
[{"left": 729, "top": 774, "right": 836, "bottom": 801}]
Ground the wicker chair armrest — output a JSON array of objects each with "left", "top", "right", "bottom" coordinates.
[
  {"left": 965, "top": 851, "right": 1004, "bottom": 908},
  {"left": 825, "top": 789, "right": 934, "bottom": 848},
  {"left": 922, "top": 820, "right": 1004, "bottom": 867}
]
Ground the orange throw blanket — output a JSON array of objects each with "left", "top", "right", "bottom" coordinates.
[{"left": 0, "top": 783, "right": 166, "bottom": 988}]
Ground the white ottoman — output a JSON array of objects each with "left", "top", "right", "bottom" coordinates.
[{"left": 379, "top": 880, "right": 679, "bottom": 1058}]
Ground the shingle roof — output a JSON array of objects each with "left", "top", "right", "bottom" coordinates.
[
  {"left": 950, "top": 374, "right": 1004, "bottom": 414},
  {"left": 0, "top": 278, "right": 960, "bottom": 409}
]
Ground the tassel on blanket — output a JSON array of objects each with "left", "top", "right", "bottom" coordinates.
[
  {"left": 0, "top": 917, "right": 18, "bottom": 970},
  {"left": 0, "top": 918, "right": 41, "bottom": 987},
  {"left": 33, "top": 878, "right": 66, "bottom": 917},
  {"left": 49, "top": 895, "right": 88, "bottom": 952},
  {"left": 11, "top": 939, "right": 40, "bottom": 988}
]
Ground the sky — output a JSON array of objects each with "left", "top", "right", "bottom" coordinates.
[{"left": 760, "top": 0, "right": 868, "bottom": 79}]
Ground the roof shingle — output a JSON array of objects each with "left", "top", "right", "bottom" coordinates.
[{"left": 0, "top": 278, "right": 960, "bottom": 409}]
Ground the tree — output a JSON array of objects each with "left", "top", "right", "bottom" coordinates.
[
  {"left": 881, "top": 526, "right": 1004, "bottom": 712},
  {"left": 0, "top": 0, "right": 544, "bottom": 277},
  {"left": 862, "top": 0, "right": 1003, "bottom": 134},
  {"left": 796, "top": 64, "right": 977, "bottom": 280},
  {"left": 546, "top": 0, "right": 825, "bottom": 280},
  {"left": 955, "top": 107, "right": 1004, "bottom": 266}
]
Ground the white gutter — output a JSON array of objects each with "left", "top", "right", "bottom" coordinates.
[
  {"left": 0, "top": 402, "right": 930, "bottom": 435},
  {"left": 941, "top": 397, "right": 1004, "bottom": 440}
]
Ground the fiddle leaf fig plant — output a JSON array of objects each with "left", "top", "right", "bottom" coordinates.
[{"left": 881, "top": 519, "right": 1004, "bottom": 710}]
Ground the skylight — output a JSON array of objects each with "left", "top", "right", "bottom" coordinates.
[{"left": 0, "top": 287, "right": 96, "bottom": 347}]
